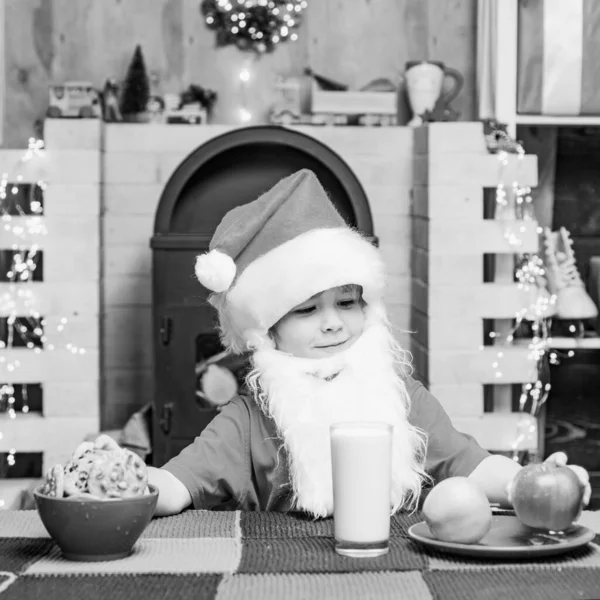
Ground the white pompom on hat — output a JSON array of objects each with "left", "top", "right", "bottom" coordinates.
[{"left": 195, "top": 169, "right": 386, "bottom": 353}]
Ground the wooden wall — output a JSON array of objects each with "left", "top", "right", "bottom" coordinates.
[{"left": 3, "top": 0, "right": 477, "bottom": 148}]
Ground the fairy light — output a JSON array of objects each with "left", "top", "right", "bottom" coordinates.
[
  {"left": 0, "top": 139, "right": 86, "bottom": 503},
  {"left": 237, "top": 58, "right": 254, "bottom": 123},
  {"left": 201, "top": 0, "right": 306, "bottom": 53},
  {"left": 486, "top": 140, "right": 555, "bottom": 461}
]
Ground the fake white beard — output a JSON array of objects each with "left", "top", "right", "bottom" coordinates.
[{"left": 247, "top": 318, "right": 428, "bottom": 519}]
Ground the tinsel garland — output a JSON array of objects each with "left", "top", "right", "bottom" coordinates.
[{"left": 201, "top": 0, "right": 306, "bottom": 53}]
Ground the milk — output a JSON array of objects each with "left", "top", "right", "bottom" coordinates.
[{"left": 330, "top": 422, "right": 392, "bottom": 555}]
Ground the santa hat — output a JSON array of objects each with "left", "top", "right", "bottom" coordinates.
[{"left": 195, "top": 169, "right": 386, "bottom": 353}]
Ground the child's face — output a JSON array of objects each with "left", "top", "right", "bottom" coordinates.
[{"left": 272, "top": 285, "right": 365, "bottom": 358}]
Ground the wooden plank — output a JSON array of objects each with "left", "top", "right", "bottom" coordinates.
[
  {"left": 413, "top": 123, "right": 486, "bottom": 155},
  {"left": 103, "top": 275, "right": 151, "bottom": 308},
  {"left": 103, "top": 183, "right": 163, "bottom": 216},
  {"left": 44, "top": 119, "right": 102, "bottom": 150},
  {"left": 43, "top": 184, "right": 100, "bottom": 217},
  {"left": 294, "top": 126, "right": 414, "bottom": 159},
  {"left": 102, "top": 307, "right": 153, "bottom": 370},
  {"left": 103, "top": 214, "right": 154, "bottom": 247},
  {"left": 411, "top": 308, "right": 482, "bottom": 350},
  {"left": 413, "top": 342, "right": 538, "bottom": 385},
  {"left": 412, "top": 280, "right": 542, "bottom": 319},
  {"left": 385, "top": 302, "right": 411, "bottom": 341},
  {"left": 411, "top": 248, "right": 482, "bottom": 285},
  {"left": 411, "top": 185, "right": 483, "bottom": 221},
  {"left": 344, "top": 155, "right": 413, "bottom": 188},
  {"left": 103, "top": 153, "right": 161, "bottom": 185},
  {"left": 104, "top": 245, "right": 151, "bottom": 277},
  {"left": 413, "top": 218, "right": 539, "bottom": 255},
  {"left": 0, "top": 150, "right": 101, "bottom": 185},
  {"left": 41, "top": 315, "right": 99, "bottom": 350},
  {"left": 0, "top": 348, "right": 99, "bottom": 382},
  {"left": 1, "top": 216, "right": 99, "bottom": 247},
  {"left": 44, "top": 246, "right": 100, "bottom": 283},
  {"left": 103, "top": 123, "right": 234, "bottom": 153},
  {"left": 43, "top": 381, "right": 99, "bottom": 418},
  {"left": 0, "top": 414, "right": 99, "bottom": 470},
  {"left": 428, "top": 383, "right": 485, "bottom": 417},
  {"left": 364, "top": 184, "right": 412, "bottom": 218},
  {"left": 414, "top": 153, "right": 538, "bottom": 187},
  {"left": 452, "top": 413, "right": 538, "bottom": 452},
  {"left": 102, "top": 367, "right": 154, "bottom": 430},
  {"left": 0, "top": 282, "right": 99, "bottom": 316}
]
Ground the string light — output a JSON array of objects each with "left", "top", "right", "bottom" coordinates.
[
  {"left": 487, "top": 145, "right": 555, "bottom": 462},
  {"left": 0, "top": 138, "right": 85, "bottom": 501},
  {"left": 237, "top": 58, "right": 255, "bottom": 123},
  {"left": 201, "top": 0, "right": 306, "bottom": 53}
]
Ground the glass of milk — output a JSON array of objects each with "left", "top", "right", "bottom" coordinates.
[{"left": 330, "top": 422, "right": 392, "bottom": 557}]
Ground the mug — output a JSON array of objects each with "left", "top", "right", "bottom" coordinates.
[{"left": 404, "top": 60, "right": 463, "bottom": 120}]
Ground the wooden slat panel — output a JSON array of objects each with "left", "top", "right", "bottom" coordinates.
[
  {"left": 0, "top": 348, "right": 99, "bottom": 382},
  {"left": 0, "top": 282, "right": 99, "bottom": 316}
]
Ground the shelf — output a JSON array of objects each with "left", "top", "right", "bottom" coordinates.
[
  {"left": 515, "top": 115, "right": 600, "bottom": 127},
  {"left": 547, "top": 336, "right": 600, "bottom": 350}
]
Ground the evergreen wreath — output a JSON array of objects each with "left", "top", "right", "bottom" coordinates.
[{"left": 201, "top": 0, "right": 306, "bottom": 53}]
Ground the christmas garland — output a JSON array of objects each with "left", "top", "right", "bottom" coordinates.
[{"left": 201, "top": 0, "right": 306, "bottom": 53}]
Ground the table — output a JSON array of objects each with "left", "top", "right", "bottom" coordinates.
[{"left": 0, "top": 509, "right": 599, "bottom": 600}]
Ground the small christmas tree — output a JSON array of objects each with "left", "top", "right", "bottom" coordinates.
[{"left": 120, "top": 45, "right": 150, "bottom": 119}]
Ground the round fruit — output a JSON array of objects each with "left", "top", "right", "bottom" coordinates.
[
  {"left": 510, "top": 463, "right": 584, "bottom": 532},
  {"left": 422, "top": 477, "right": 492, "bottom": 544}
]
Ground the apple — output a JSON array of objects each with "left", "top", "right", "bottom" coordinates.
[{"left": 510, "top": 463, "right": 585, "bottom": 532}]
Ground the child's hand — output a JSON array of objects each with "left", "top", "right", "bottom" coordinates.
[{"left": 544, "top": 452, "right": 591, "bottom": 507}]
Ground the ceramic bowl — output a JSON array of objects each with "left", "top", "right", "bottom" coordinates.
[{"left": 34, "top": 484, "right": 158, "bottom": 561}]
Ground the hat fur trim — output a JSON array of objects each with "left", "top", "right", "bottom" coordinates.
[{"left": 218, "top": 227, "right": 386, "bottom": 353}]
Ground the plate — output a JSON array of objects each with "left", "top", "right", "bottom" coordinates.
[{"left": 407, "top": 515, "right": 596, "bottom": 559}]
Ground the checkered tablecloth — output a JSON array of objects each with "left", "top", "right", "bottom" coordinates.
[{"left": 1, "top": 509, "right": 599, "bottom": 600}]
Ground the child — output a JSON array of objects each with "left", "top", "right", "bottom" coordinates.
[{"left": 148, "top": 169, "right": 590, "bottom": 518}]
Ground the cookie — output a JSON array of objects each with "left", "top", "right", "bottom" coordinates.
[
  {"left": 88, "top": 449, "right": 148, "bottom": 499},
  {"left": 93, "top": 434, "right": 121, "bottom": 452},
  {"left": 41, "top": 464, "right": 65, "bottom": 498},
  {"left": 72, "top": 441, "right": 95, "bottom": 462}
]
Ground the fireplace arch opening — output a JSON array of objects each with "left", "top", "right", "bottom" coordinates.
[{"left": 150, "top": 125, "right": 376, "bottom": 466}]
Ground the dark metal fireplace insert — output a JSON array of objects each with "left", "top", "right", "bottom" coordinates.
[{"left": 150, "top": 126, "right": 375, "bottom": 466}]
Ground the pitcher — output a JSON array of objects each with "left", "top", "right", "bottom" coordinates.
[{"left": 404, "top": 61, "right": 463, "bottom": 125}]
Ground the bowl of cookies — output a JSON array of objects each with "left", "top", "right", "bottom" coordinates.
[{"left": 34, "top": 434, "right": 158, "bottom": 561}]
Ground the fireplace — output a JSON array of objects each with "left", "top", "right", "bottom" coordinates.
[{"left": 150, "top": 126, "right": 376, "bottom": 466}]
